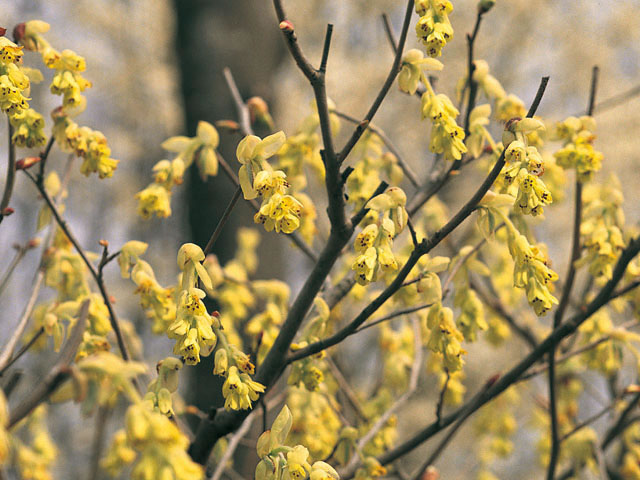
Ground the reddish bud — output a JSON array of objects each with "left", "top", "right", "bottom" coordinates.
[
  {"left": 16, "top": 156, "right": 41, "bottom": 170},
  {"left": 485, "top": 373, "right": 501, "bottom": 388},
  {"left": 504, "top": 117, "right": 522, "bottom": 132},
  {"left": 215, "top": 120, "right": 240, "bottom": 132},
  {"left": 2, "top": 207, "right": 14, "bottom": 216},
  {"left": 0, "top": 27, "right": 7, "bottom": 37},
  {"left": 279, "top": 20, "right": 294, "bottom": 33},
  {"left": 211, "top": 310, "right": 220, "bottom": 318},
  {"left": 99, "top": 239, "right": 109, "bottom": 247},
  {"left": 109, "top": 295, "right": 116, "bottom": 304},
  {"left": 421, "top": 466, "right": 439, "bottom": 480},
  {"left": 27, "top": 238, "right": 42, "bottom": 249},
  {"left": 12, "top": 23, "right": 24, "bottom": 42}
]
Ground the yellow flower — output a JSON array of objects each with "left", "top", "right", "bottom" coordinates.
[
  {"left": 236, "top": 131, "right": 286, "bottom": 199},
  {"left": 254, "top": 193, "right": 303, "bottom": 234},
  {"left": 398, "top": 49, "right": 443, "bottom": 95},
  {"left": 222, "top": 366, "right": 265, "bottom": 410},
  {"left": 135, "top": 183, "right": 172, "bottom": 219},
  {"left": 162, "top": 121, "right": 220, "bottom": 180}
]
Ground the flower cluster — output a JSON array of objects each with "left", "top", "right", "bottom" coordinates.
[
  {"left": 136, "top": 121, "right": 219, "bottom": 219},
  {"left": 52, "top": 111, "right": 119, "bottom": 178},
  {"left": 504, "top": 217, "right": 559, "bottom": 316},
  {"left": 345, "top": 131, "right": 404, "bottom": 211},
  {"left": 458, "top": 60, "right": 527, "bottom": 123},
  {"left": 169, "top": 243, "right": 218, "bottom": 364},
  {"left": 12, "top": 406, "right": 58, "bottom": 480},
  {"left": 288, "top": 298, "right": 331, "bottom": 391},
  {"left": 576, "top": 175, "right": 625, "bottom": 280},
  {"left": 449, "top": 246, "right": 489, "bottom": 342},
  {"left": 421, "top": 87, "right": 467, "bottom": 162},
  {"left": 17, "top": 21, "right": 91, "bottom": 112},
  {"left": 425, "top": 301, "right": 466, "bottom": 372},
  {"left": 255, "top": 406, "right": 340, "bottom": 480},
  {"left": 415, "top": 0, "right": 454, "bottom": 58},
  {"left": 143, "top": 357, "right": 183, "bottom": 417},
  {"left": 102, "top": 403, "right": 203, "bottom": 480},
  {"left": 237, "top": 131, "right": 304, "bottom": 234},
  {"left": 287, "top": 388, "right": 342, "bottom": 461},
  {"left": 501, "top": 117, "right": 552, "bottom": 216},
  {"left": 10, "top": 108, "right": 46, "bottom": 148},
  {"left": 0, "top": 35, "right": 30, "bottom": 118},
  {"left": 553, "top": 115, "right": 603, "bottom": 182},
  {"left": 351, "top": 188, "right": 408, "bottom": 285}
]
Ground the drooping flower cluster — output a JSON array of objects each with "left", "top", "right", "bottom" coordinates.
[
  {"left": 17, "top": 20, "right": 91, "bottom": 112},
  {"left": 425, "top": 301, "right": 466, "bottom": 371},
  {"left": 102, "top": 403, "right": 204, "bottom": 480},
  {"left": 345, "top": 131, "right": 404, "bottom": 211},
  {"left": 142, "top": 357, "right": 183, "bottom": 417},
  {"left": 352, "top": 188, "right": 408, "bottom": 285},
  {"left": 504, "top": 217, "right": 559, "bottom": 316},
  {"left": 457, "top": 60, "right": 527, "bottom": 123},
  {"left": 10, "top": 107, "right": 46, "bottom": 148},
  {"left": 169, "top": 243, "right": 218, "bottom": 365},
  {"left": 414, "top": 0, "right": 454, "bottom": 58},
  {"left": 51, "top": 110, "right": 119, "bottom": 178},
  {"left": 575, "top": 175, "right": 626, "bottom": 280},
  {"left": 136, "top": 121, "right": 219, "bottom": 219},
  {"left": 288, "top": 298, "right": 331, "bottom": 391},
  {"left": 421, "top": 86, "right": 467, "bottom": 162},
  {"left": 237, "top": 131, "right": 304, "bottom": 234},
  {"left": 553, "top": 115, "right": 603, "bottom": 182},
  {"left": 255, "top": 406, "right": 340, "bottom": 480},
  {"left": 11, "top": 406, "right": 58, "bottom": 480},
  {"left": 501, "top": 117, "right": 553, "bottom": 216},
  {"left": 449, "top": 246, "right": 489, "bottom": 342},
  {"left": 0, "top": 35, "right": 30, "bottom": 118}
]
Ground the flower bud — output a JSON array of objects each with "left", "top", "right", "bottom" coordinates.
[
  {"left": 16, "top": 156, "right": 41, "bottom": 170},
  {"left": 279, "top": 20, "right": 294, "bottom": 33},
  {"left": 478, "top": 0, "right": 495, "bottom": 13}
]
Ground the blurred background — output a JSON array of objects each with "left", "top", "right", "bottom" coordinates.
[{"left": 0, "top": 0, "right": 639, "bottom": 478}]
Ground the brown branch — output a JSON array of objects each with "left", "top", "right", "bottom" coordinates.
[
  {"left": 350, "top": 235, "right": 640, "bottom": 479},
  {"left": 8, "top": 299, "right": 89, "bottom": 428},
  {"left": 0, "top": 327, "right": 44, "bottom": 378}
]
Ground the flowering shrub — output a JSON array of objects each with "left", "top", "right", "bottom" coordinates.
[{"left": 1, "top": 2, "right": 640, "bottom": 480}]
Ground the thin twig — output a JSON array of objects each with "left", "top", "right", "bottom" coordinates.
[
  {"left": 454, "top": 8, "right": 485, "bottom": 172},
  {"left": 88, "top": 406, "right": 110, "bottom": 480},
  {"left": 332, "top": 109, "right": 420, "bottom": 188},
  {"left": 357, "top": 236, "right": 640, "bottom": 479},
  {"left": 337, "top": 0, "right": 415, "bottom": 164},
  {"left": 0, "top": 243, "right": 29, "bottom": 298},
  {"left": 0, "top": 327, "right": 44, "bottom": 378},
  {"left": 204, "top": 187, "right": 242, "bottom": 257},
  {"left": 547, "top": 66, "right": 598, "bottom": 480},
  {"left": 208, "top": 410, "right": 257, "bottom": 480},
  {"left": 215, "top": 151, "right": 317, "bottom": 262},
  {"left": 9, "top": 300, "right": 89, "bottom": 428},
  {"left": 22, "top": 170, "right": 134, "bottom": 368},
  {"left": 409, "top": 378, "right": 496, "bottom": 480},
  {"left": 0, "top": 122, "right": 16, "bottom": 224},
  {"left": 0, "top": 272, "right": 45, "bottom": 372},
  {"left": 343, "top": 319, "right": 423, "bottom": 474},
  {"left": 436, "top": 369, "right": 450, "bottom": 425},
  {"left": 325, "top": 355, "right": 367, "bottom": 422}
]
